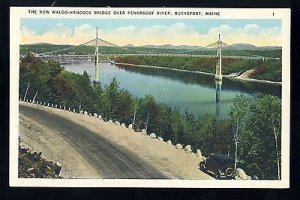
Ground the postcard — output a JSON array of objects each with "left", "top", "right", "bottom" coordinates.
[{"left": 10, "top": 7, "right": 290, "bottom": 188}]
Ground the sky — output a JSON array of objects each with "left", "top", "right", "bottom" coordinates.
[{"left": 20, "top": 18, "right": 282, "bottom": 46}]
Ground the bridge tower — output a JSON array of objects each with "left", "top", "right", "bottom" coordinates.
[
  {"left": 215, "top": 34, "right": 223, "bottom": 136},
  {"left": 215, "top": 34, "right": 222, "bottom": 81},
  {"left": 94, "top": 27, "right": 100, "bottom": 82},
  {"left": 215, "top": 34, "right": 223, "bottom": 103}
]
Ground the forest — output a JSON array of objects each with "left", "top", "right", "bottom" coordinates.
[
  {"left": 20, "top": 44, "right": 282, "bottom": 82},
  {"left": 20, "top": 44, "right": 282, "bottom": 58},
  {"left": 19, "top": 54, "right": 282, "bottom": 180},
  {"left": 113, "top": 55, "right": 282, "bottom": 82}
]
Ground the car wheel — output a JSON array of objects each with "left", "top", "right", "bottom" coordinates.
[
  {"left": 200, "top": 163, "right": 206, "bottom": 172},
  {"left": 225, "top": 167, "right": 234, "bottom": 177}
]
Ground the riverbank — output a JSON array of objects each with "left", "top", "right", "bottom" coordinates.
[
  {"left": 228, "top": 75, "right": 282, "bottom": 85},
  {"left": 115, "top": 62, "right": 215, "bottom": 76},
  {"left": 114, "top": 62, "right": 282, "bottom": 86}
]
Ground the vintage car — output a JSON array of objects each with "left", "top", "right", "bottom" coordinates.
[{"left": 199, "top": 153, "right": 235, "bottom": 179}]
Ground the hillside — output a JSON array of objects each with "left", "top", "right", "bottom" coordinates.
[{"left": 20, "top": 43, "right": 282, "bottom": 58}]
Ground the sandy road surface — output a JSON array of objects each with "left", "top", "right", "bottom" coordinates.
[
  {"left": 19, "top": 102, "right": 213, "bottom": 180},
  {"left": 20, "top": 104, "right": 166, "bottom": 179}
]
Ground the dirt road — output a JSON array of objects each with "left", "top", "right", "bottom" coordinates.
[
  {"left": 19, "top": 102, "right": 213, "bottom": 180},
  {"left": 20, "top": 104, "right": 166, "bottom": 179}
]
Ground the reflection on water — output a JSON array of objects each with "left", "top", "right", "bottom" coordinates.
[
  {"left": 215, "top": 80, "right": 222, "bottom": 123},
  {"left": 63, "top": 61, "right": 281, "bottom": 119},
  {"left": 117, "top": 65, "right": 281, "bottom": 97},
  {"left": 215, "top": 80, "right": 222, "bottom": 103}
]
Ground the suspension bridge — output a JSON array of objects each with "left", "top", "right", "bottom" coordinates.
[{"left": 29, "top": 27, "right": 279, "bottom": 82}]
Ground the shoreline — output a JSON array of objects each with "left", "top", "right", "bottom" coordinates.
[{"left": 114, "top": 62, "right": 282, "bottom": 86}]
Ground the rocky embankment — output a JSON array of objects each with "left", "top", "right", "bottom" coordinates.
[{"left": 18, "top": 146, "right": 62, "bottom": 178}]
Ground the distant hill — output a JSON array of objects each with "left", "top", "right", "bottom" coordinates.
[
  {"left": 122, "top": 43, "right": 281, "bottom": 51},
  {"left": 124, "top": 44, "right": 135, "bottom": 48},
  {"left": 227, "top": 43, "right": 257, "bottom": 50},
  {"left": 226, "top": 43, "right": 281, "bottom": 50},
  {"left": 26, "top": 42, "right": 54, "bottom": 46},
  {"left": 258, "top": 46, "right": 282, "bottom": 50},
  {"left": 23, "top": 42, "right": 281, "bottom": 52},
  {"left": 136, "top": 44, "right": 202, "bottom": 49}
]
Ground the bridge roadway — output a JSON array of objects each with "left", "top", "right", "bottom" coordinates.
[
  {"left": 20, "top": 104, "right": 168, "bottom": 179},
  {"left": 35, "top": 53, "right": 280, "bottom": 61}
]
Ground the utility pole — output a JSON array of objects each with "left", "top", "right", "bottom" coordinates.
[{"left": 23, "top": 83, "right": 30, "bottom": 101}]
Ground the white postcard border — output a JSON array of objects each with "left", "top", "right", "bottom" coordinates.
[{"left": 10, "top": 7, "right": 291, "bottom": 188}]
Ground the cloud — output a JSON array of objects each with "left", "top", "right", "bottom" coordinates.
[
  {"left": 244, "top": 24, "right": 260, "bottom": 32},
  {"left": 74, "top": 24, "right": 94, "bottom": 37},
  {"left": 46, "top": 25, "right": 73, "bottom": 39},
  {"left": 21, "top": 24, "right": 89, "bottom": 44},
  {"left": 56, "top": 22, "right": 63, "bottom": 28},
  {"left": 21, "top": 26, "right": 36, "bottom": 36},
  {"left": 203, "top": 24, "right": 281, "bottom": 46},
  {"left": 21, "top": 22, "right": 281, "bottom": 46},
  {"left": 100, "top": 23, "right": 204, "bottom": 46},
  {"left": 208, "top": 24, "right": 231, "bottom": 35}
]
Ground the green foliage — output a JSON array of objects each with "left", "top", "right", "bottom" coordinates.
[
  {"left": 20, "top": 44, "right": 282, "bottom": 58},
  {"left": 211, "top": 120, "right": 233, "bottom": 154},
  {"left": 100, "top": 78, "right": 135, "bottom": 124},
  {"left": 230, "top": 94, "right": 251, "bottom": 131},
  {"left": 230, "top": 94, "right": 252, "bottom": 169},
  {"left": 19, "top": 53, "right": 64, "bottom": 103},
  {"left": 249, "top": 60, "right": 282, "bottom": 81},
  {"left": 20, "top": 44, "right": 282, "bottom": 82},
  {"left": 230, "top": 95, "right": 281, "bottom": 180},
  {"left": 113, "top": 55, "right": 282, "bottom": 82},
  {"left": 19, "top": 54, "right": 231, "bottom": 155},
  {"left": 19, "top": 54, "right": 282, "bottom": 180}
]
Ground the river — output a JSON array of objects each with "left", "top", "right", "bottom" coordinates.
[{"left": 63, "top": 61, "right": 281, "bottom": 119}]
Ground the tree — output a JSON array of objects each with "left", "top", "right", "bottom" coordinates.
[
  {"left": 230, "top": 95, "right": 251, "bottom": 170},
  {"left": 196, "top": 114, "right": 216, "bottom": 155},
  {"left": 247, "top": 95, "right": 281, "bottom": 179},
  {"left": 235, "top": 95, "right": 281, "bottom": 180},
  {"left": 169, "top": 109, "right": 184, "bottom": 144},
  {"left": 211, "top": 119, "right": 233, "bottom": 155},
  {"left": 131, "top": 98, "right": 140, "bottom": 129},
  {"left": 116, "top": 90, "right": 134, "bottom": 125},
  {"left": 103, "top": 78, "right": 121, "bottom": 120}
]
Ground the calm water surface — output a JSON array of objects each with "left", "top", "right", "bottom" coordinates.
[{"left": 63, "top": 61, "right": 281, "bottom": 119}]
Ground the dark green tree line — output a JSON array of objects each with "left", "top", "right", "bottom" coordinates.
[{"left": 114, "top": 55, "right": 282, "bottom": 82}]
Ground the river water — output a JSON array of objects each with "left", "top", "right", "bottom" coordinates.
[{"left": 63, "top": 61, "right": 281, "bottom": 119}]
